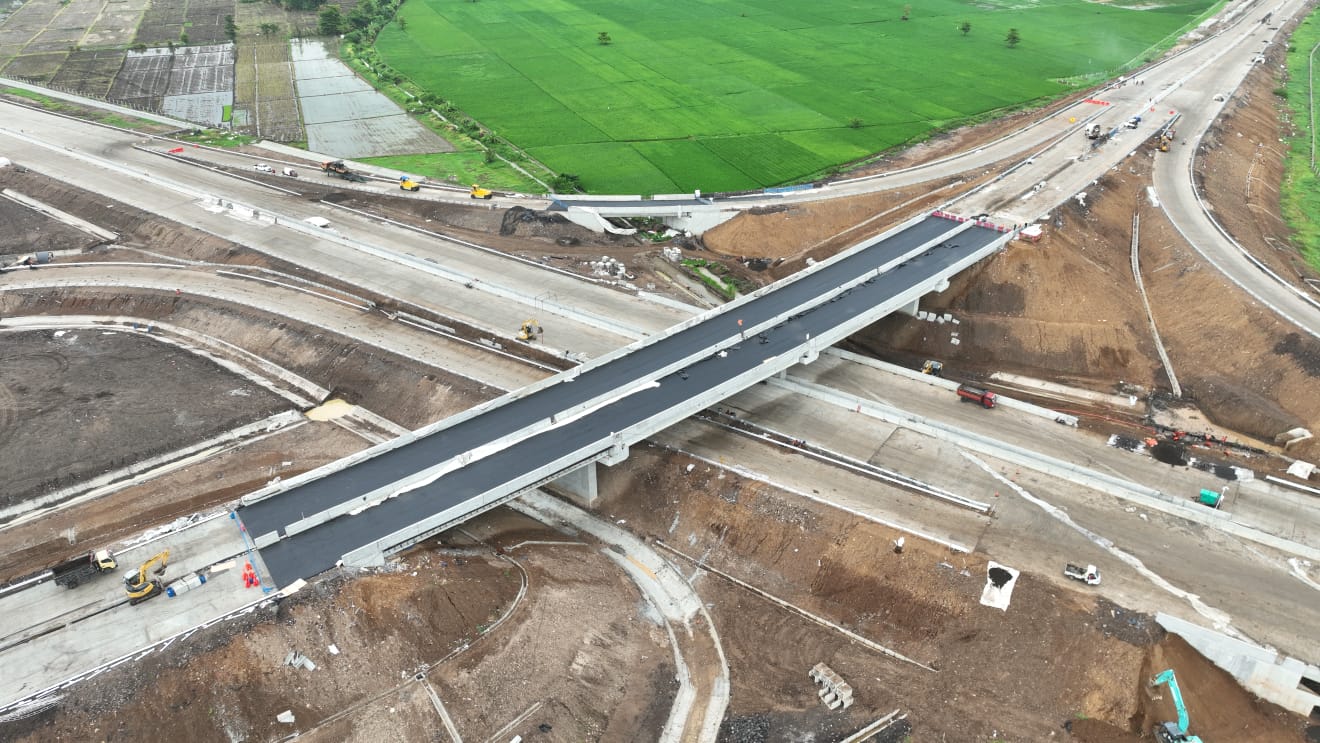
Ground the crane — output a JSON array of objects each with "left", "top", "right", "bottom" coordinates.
[
  {"left": 1149, "top": 669, "right": 1204, "bottom": 742},
  {"left": 124, "top": 549, "right": 170, "bottom": 605}
]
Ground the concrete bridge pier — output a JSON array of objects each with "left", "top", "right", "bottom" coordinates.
[
  {"left": 550, "top": 461, "right": 599, "bottom": 507},
  {"left": 799, "top": 334, "right": 820, "bottom": 364},
  {"left": 896, "top": 297, "right": 921, "bottom": 317}
]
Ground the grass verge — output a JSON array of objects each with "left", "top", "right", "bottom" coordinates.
[{"left": 1282, "top": 11, "right": 1320, "bottom": 273}]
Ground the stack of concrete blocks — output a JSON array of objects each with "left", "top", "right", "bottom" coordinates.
[{"left": 809, "top": 662, "right": 854, "bottom": 710}]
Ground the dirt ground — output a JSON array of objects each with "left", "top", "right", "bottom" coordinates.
[{"left": 0, "top": 329, "right": 289, "bottom": 514}]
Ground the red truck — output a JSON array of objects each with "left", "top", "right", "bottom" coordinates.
[{"left": 956, "top": 384, "right": 997, "bottom": 409}]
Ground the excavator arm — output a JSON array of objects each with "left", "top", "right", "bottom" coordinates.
[
  {"left": 1150, "top": 669, "right": 1202, "bottom": 741},
  {"left": 124, "top": 549, "right": 170, "bottom": 600}
]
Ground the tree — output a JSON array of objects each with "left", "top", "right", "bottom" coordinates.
[
  {"left": 847, "top": 117, "right": 863, "bottom": 129},
  {"left": 396, "top": 16, "right": 407, "bottom": 30},
  {"left": 597, "top": 31, "right": 611, "bottom": 45},
  {"left": 959, "top": 20, "right": 971, "bottom": 35},
  {"left": 260, "top": 22, "right": 280, "bottom": 35},
  {"left": 550, "top": 173, "right": 583, "bottom": 192},
  {"left": 224, "top": 15, "right": 238, "bottom": 41},
  {"left": 901, "top": 4, "right": 910, "bottom": 20},
  {"left": 318, "top": 4, "right": 344, "bottom": 35},
  {"left": 1005, "top": 27, "right": 1020, "bottom": 48},
  {"left": 179, "top": 31, "right": 189, "bottom": 45}
]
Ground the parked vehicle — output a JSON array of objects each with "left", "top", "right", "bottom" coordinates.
[
  {"left": 52, "top": 549, "right": 117, "bottom": 589},
  {"left": 956, "top": 384, "right": 997, "bottom": 408},
  {"left": 1063, "top": 563, "right": 1101, "bottom": 585}
]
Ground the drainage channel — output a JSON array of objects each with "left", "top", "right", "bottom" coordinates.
[{"left": 698, "top": 409, "right": 992, "bottom": 514}]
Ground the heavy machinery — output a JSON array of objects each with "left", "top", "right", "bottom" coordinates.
[
  {"left": 956, "top": 384, "right": 998, "bottom": 409},
  {"left": 920, "top": 360, "right": 944, "bottom": 377},
  {"left": 321, "top": 160, "right": 367, "bottom": 183},
  {"left": 1085, "top": 123, "right": 1102, "bottom": 139},
  {"left": 1158, "top": 128, "right": 1176, "bottom": 152},
  {"left": 124, "top": 549, "right": 170, "bottom": 605},
  {"left": 1149, "top": 669, "right": 1204, "bottom": 742},
  {"left": 470, "top": 184, "right": 493, "bottom": 200},
  {"left": 1063, "top": 563, "right": 1101, "bottom": 585},
  {"left": 399, "top": 177, "right": 421, "bottom": 192},
  {"left": 52, "top": 549, "right": 118, "bottom": 589},
  {"left": 517, "top": 319, "right": 542, "bottom": 341}
]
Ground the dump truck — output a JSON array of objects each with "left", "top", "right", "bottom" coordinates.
[
  {"left": 956, "top": 384, "right": 997, "bottom": 408},
  {"left": 52, "top": 549, "right": 118, "bottom": 588},
  {"left": 1064, "top": 563, "right": 1101, "bottom": 585},
  {"left": 321, "top": 160, "right": 367, "bottom": 183},
  {"left": 470, "top": 184, "right": 493, "bottom": 200}
]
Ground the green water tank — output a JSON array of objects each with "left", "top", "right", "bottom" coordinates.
[{"left": 1198, "top": 489, "right": 1222, "bottom": 507}]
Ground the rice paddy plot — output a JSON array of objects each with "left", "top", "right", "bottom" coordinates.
[
  {"left": 2, "top": 52, "right": 66, "bottom": 82},
  {"left": 162, "top": 89, "right": 232, "bottom": 124},
  {"left": 110, "top": 44, "right": 235, "bottom": 123},
  {"left": 291, "top": 39, "right": 453, "bottom": 158},
  {"left": 376, "top": 0, "right": 1217, "bottom": 192},
  {"left": 49, "top": 49, "right": 124, "bottom": 98},
  {"left": 81, "top": 0, "right": 150, "bottom": 47}
]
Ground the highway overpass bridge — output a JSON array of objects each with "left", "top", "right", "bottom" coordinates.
[{"left": 238, "top": 211, "right": 1016, "bottom": 586}]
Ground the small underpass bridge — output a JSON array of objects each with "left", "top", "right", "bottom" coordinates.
[{"left": 237, "top": 211, "right": 1016, "bottom": 586}]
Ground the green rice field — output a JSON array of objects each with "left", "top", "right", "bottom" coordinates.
[
  {"left": 1282, "top": 10, "right": 1320, "bottom": 272},
  {"left": 375, "top": 0, "right": 1220, "bottom": 193}
]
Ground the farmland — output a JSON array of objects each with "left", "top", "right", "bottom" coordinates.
[{"left": 376, "top": 0, "right": 1220, "bottom": 193}]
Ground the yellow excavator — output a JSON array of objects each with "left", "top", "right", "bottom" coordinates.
[
  {"left": 125, "top": 549, "right": 170, "bottom": 605},
  {"left": 518, "top": 319, "right": 542, "bottom": 341}
]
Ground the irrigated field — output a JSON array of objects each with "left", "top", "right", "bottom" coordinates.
[{"left": 376, "top": 0, "right": 1218, "bottom": 193}]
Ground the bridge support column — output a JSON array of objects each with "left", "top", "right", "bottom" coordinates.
[
  {"left": 799, "top": 335, "right": 819, "bottom": 365},
  {"left": 896, "top": 297, "right": 921, "bottom": 317},
  {"left": 550, "top": 462, "right": 599, "bottom": 507}
]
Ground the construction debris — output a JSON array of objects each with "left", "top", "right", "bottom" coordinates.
[
  {"left": 980, "top": 562, "right": 1020, "bottom": 611},
  {"left": 809, "top": 662, "right": 854, "bottom": 710},
  {"left": 283, "top": 651, "right": 317, "bottom": 671}
]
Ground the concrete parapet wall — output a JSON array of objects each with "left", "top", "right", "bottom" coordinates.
[{"left": 1156, "top": 612, "right": 1320, "bottom": 716}]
